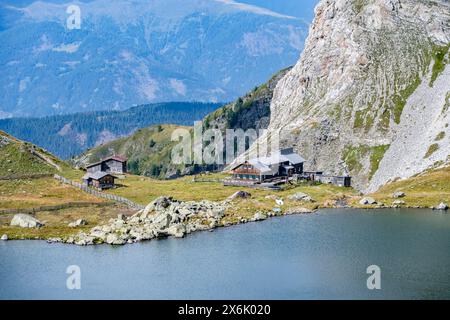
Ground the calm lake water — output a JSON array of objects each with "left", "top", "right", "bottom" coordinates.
[{"left": 1, "top": 209, "right": 449, "bottom": 300}]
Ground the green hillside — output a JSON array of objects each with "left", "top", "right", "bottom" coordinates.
[
  {"left": 72, "top": 124, "right": 194, "bottom": 179},
  {"left": 0, "top": 130, "right": 69, "bottom": 177},
  {"left": 0, "top": 102, "right": 221, "bottom": 159},
  {"left": 72, "top": 68, "right": 292, "bottom": 179}
]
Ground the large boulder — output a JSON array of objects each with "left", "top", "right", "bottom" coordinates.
[
  {"left": 285, "top": 207, "right": 313, "bottom": 215},
  {"left": 227, "top": 191, "right": 251, "bottom": 201},
  {"left": 1, "top": 234, "right": 8, "bottom": 241},
  {"left": 152, "top": 212, "right": 172, "bottom": 229},
  {"left": 167, "top": 224, "right": 186, "bottom": 238},
  {"left": 68, "top": 219, "right": 88, "bottom": 228},
  {"left": 435, "top": 202, "right": 448, "bottom": 210},
  {"left": 253, "top": 211, "right": 268, "bottom": 221},
  {"left": 359, "top": 197, "right": 377, "bottom": 205},
  {"left": 10, "top": 214, "right": 44, "bottom": 228},
  {"left": 288, "top": 192, "right": 315, "bottom": 202},
  {"left": 392, "top": 191, "right": 406, "bottom": 198},
  {"left": 105, "top": 233, "right": 126, "bottom": 245}
]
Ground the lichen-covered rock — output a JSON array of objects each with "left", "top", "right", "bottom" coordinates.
[
  {"left": 285, "top": 207, "right": 313, "bottom": 215},
  {"left": 167, "top": 224, "right": 186, "bottom": 238},
  {"left": 227, "top": 191, "right": 251, "bottom": 201},
  {"left": 393, "top": 192, "right": 406, "bottom": 198},
  {"left": 359, "top": 197, "right": 377, "bottom": 205},
  {"left": 68, "top": 219, "right": 88, "bottom": 228},
  {"left": 288, "top": 192, "right": 315, "bottom": 202},
  {"left": 253, "top": 211, "right": 268, "bottom": 221},
  {"left": 10, "top": 214, "right": 44, "bottom": 228}
]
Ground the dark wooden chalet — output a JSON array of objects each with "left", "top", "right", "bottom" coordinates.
[
  {"left": 82, "top": 172, "right": 117, "bottom": 190},
  {"left": 228, "top": 148, "right": 305, "bottom": 185},
  {"left": 86, "top": 155, "right": 127, "bottom": 174}
]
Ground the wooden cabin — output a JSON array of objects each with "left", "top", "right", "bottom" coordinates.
[
  {"left": 82, "top": 172, "right": 117, "bottom": 190},
  {"left": 86, "top": 155, "right": 127, "bottom": 174},
  {"left": 228, "top": 148, "right": 305, "bottom": 185},
  {"left": 303, "top": 171, "right": 351, "bottom": 187}
]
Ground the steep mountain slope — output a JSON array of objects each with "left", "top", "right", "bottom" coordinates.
[
  {"left": 0, "top": 102, "right": 220, "bottom": 159},
  {"left": 0, "top": 0, "right": 309, "bottom": 117},
  {"left": 248, "top": 0, "right": 450, "bottom": 192},
  {"left": 0, "top": 130, "right": 68, "bottom": 176},
  {"left": 73, "top": 68, "right": 290, "bottom": 178},
  {"left": 203, "top": 67, "right": 292, "bottom": 132}
]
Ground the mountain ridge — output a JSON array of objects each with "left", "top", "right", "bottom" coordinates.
[
  {"left": 0, "top": 0, "right": 310, "bottom": 117},
  {"left": 0, "top": 102, "right": 221, "bottom": 159}
]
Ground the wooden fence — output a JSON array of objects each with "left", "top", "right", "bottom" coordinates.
[
  {"left": 0, "top": 202, "right": 113, "bottom": 215},
  {"left": 0, "top": 173, "right": 53, "bottom": 181},
  {"left": 192, "top": 176, "right": 224, "bottom": 183},
  {"left": 53, "top": 174, "right": 145, "bottom": 210}
]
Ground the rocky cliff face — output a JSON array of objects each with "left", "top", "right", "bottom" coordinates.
[{"left": 262, "top": 0, "right": 450, "bottom": 191}]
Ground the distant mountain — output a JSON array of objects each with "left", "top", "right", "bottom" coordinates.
[
  {"left": 0, "top": 0, "right": 309, "bottom": 117},
  {"left": 0, "top": 102, "right": 221, "bottom": 159}
]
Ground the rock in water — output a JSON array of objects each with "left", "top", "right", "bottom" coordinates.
[
  {"left": 1, "top": 234, "right": 8, "bottom": 241},
  {"left": 10, "top": 214, "right": 44, "bottom": 228},
  {"left": 359, "top": 197, "right": 377, "bottom": 205},
  {"left": 436, "top": 203, "right": 448, "bottom": 210}
]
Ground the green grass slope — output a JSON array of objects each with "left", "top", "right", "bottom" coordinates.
[
  {"left": 0, "top": 130, "right": 71, "bottom": 177},
  {"left": 72, "top": 124, "right": 191, "bottom": 179}
]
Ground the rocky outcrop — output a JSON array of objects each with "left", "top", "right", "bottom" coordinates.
[
  {"left": 242, "top": 0, "right": 450, "bottom": 192},
  {"left": 66, "top": 196, "right": 228, "bottom": 245},
  {"left": 10, "top": 214, "right": 44, "bottom": 228}
]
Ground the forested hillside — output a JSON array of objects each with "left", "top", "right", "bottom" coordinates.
[{"left": 0, "top": 102, "right": 221, "bottom": 159}]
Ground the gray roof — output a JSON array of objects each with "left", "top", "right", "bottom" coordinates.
[
  {"left": 252, "top": 150, "right": 305, "bottom": 166},
  {"left": 231, "top": 149, "right": 305, "bottom": 174},
  {"left": 82, "top": 171, "right": 116, "bottom": 180},
  {"left": 248, "top": 159, "right": 273, "bottom": 174}
]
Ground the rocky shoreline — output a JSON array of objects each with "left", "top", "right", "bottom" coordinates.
[
  {"left": 2, "top": 191, "right": 447, "bottom": 245},
  {"left": 40, "top": 194, "right": 312, "bottom": 246}
]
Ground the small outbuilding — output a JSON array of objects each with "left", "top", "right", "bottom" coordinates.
[{"left": 82, "top": 172, "right": 117, "bottom": 190}]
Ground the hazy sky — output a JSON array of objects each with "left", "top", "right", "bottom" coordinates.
[{"left": 1, "top": 0, "right": 321, "bottom": 20}]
